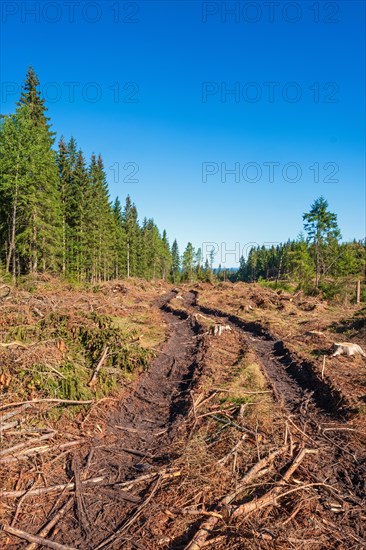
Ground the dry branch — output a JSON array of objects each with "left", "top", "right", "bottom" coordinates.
[
  {"left": 24, "top": 497, "right": 74, "bottom": 550},
  {"left": 0, "top": 420, "right": 19, "bottom": 432},
  {"left": 0, "top": 404, "right": 32, "bottom": 421},
  {"left": 0, "top": 431, "right": 57, "bottom": 458},
  {"left": 0, "top": 341, "right": 28, "bottom": 348},
  {"left": 1, "top": 477, "right": 104, "bottom": 499},
  {"left": 185, "top": 446, "right": 287, "bottom": 550},
  {"left": 88, "top": 346, "right": 109, "bottom": 387},
  {"left": 0, "top": 398, "right": 93, "bottom": 411},
  {"left": 0, "top": 524, "right": 76, "bottom": 550},
  {"left": 230, "top": 448, "right": 318, "bottom": 518}
]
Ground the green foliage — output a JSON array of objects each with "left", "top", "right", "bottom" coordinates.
[
  {"left": 235, "top": 198, "right": 365, "bottom": 300},
  {"left": 303, "top": 196, "right": 341, "bottom": 287},
  {"left": 182, "top": 242, "right": 195, "bottom": 282},
  {"left": 0, "top": 67, "right": 175, "bottom": 283},
  {"left": 3, "top": 309, "right": 154, "bottom": 402},
  {"left": 170, "top": 239, "right": 181, "bottom": 283}
]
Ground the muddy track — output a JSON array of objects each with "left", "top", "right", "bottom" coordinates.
[
  {"left": 195, "top": 299, "right": 349, "bottom": 418},
  {"left": 189, "top": 294, "right": 366, "bottom": 518},
  {"left": 56, "top": 290, "right": 204, "bottom": 549}
]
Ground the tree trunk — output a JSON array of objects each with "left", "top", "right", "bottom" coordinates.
[{"left": 6, "top": 158, "right": 20, "bottom": 280}]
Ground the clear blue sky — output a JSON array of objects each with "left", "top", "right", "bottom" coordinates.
[{"left": 1, "top": 0, "right": 365, "bottom": 266}]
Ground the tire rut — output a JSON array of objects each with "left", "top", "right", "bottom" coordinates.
[
  {"left": 189, "top": 295, "right": 366, "bottom": 515},
  {"left": 57, "top": 290, "right": 204, "bottom": 549}
]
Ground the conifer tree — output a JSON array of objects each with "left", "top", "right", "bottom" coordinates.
[
  {"left": 1, "top": 68, "right": 62, "bottom": 274},
  {"left": 182, "top": 242, "right": 195, "bottom": 282},
  {"left": 112, "top": 197, "right": 127, "bottom": 279},
  {"left": 303, "top": 196, "right": 341, "bottom": 287},
  {"left": 170, "top": 239, "right": 180, "bottom": 283},
  {"left": 161, "top": 230, "right": 172, "bottom": 281},
  {"left": 56, "top": 136, "right": 69, "bottom": 274},
  {"left": 0, "top": 106, "right": 32, "bottom": 278},
  {"left": 122, "top": 196, "right": 140, "bottom": 278},
  {"left": 85, "top": 154, "right": 114, "bottom": 281}
]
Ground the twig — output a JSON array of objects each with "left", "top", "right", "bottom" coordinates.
[
  {"left": 218, "top": 435, "right": 246, "bottom": 465},
  {"left": 0, "top": 341, "right": 28, "bottom": 348},
  {"left": 10, "top": 483, "right": 36, "bottom": 527},
  {"left": 120, "top": 447, "right": 154, "bottom": 459},
  {"left": 0, "top": 525, "right": 76, "bottom": 550},
  {"left": 110, "top": 469, "right": 181, "bottom": 491},
  {"left": 95, "top": 477, "right": 162, "bottom": 549},
  {"left": 211, "top": 414, "right": 257, "bottom": 438},
  {"left": 0, "top": 439, "right": 83, "bottom": 464}
]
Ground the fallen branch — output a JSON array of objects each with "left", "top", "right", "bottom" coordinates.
[
  {"left": 232, "top": 482, "right": 332, "bottom": 518},
  {"left": 0, "top": 524, "right": 76, "bottom": 550},
  {"left": 0, "top": 398, "right": 93, "bottom": 411},
  {"left": 88, "top": 346, "right": 109, "bottom": 387},
  {"left": 111, "top": 469, "right": 181, "bottom": 491},
  {"left": 72, "top": 454, "right": 90, "bottom": 535},
  {"left": 211, "top": 414, "right": 257, "bottom": 438},
  {"left": 0, "top": 440, "right": 83, "bottom": 465},
  {"left": 230, "top": 448, "right": 318, "bottom": 518},
  {"left": 0, "top": 420, "right": 19, "bottom": 432},
  {"left": 1, "top": 476, "right": 104, "bottom": 499},
  {"left": 0, "top": 341, "right": 28, "bottom": 348},
  {"left": 24, "top": 497, "right": 74, "bottom": 550},
  {"left": 120, "top": 447, "right": 154, "bottom": 459},
  {"left": 185, "top": 446, "right": 287, "bottom": 550},
  {"left": 0, "top": 431, "right": 57, "bottom": 458},
  {"left": 0, "top": 404, "right": 32, "bottom": 421}
]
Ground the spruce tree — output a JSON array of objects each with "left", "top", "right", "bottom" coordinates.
[
  {"left": 161, "top": 230, "right": 172, "bottom": 281},
  {"left": 303, "top": 197, "right": 341, "bottom": 287},
  {"left": 182, "top": 242, "right": 195, "bottom": 282},
  {"left": 0, "top": 107, "right": 32, "bottom": 278},
  {"left": 112, "top": 197, "right": 127, "bottom": 279},
  {"left": 1, "top": 67, "right": 62, "bottom": 275},
  {"left": 122, "top": 196, "right": 140, "bottom": 278},
  {"left": 170, "top": 239, "right": 180, "bottom": 283},
  {"left": 85, "top": 154, "right": 114, "bottom": 281}
]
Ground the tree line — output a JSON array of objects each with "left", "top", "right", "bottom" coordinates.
[
  {"left": 234, "top": 197, "right": 365, "bottom": 292},
  {"left": 1, "top": 69, "right": 364, "bottom": 289},
  {"left": 0, "top": 67, "right": 206, "bottom": 283}
]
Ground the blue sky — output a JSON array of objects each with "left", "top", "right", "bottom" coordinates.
[{"left": 1, "top": 0, "right": 365, "bottom": 265}]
